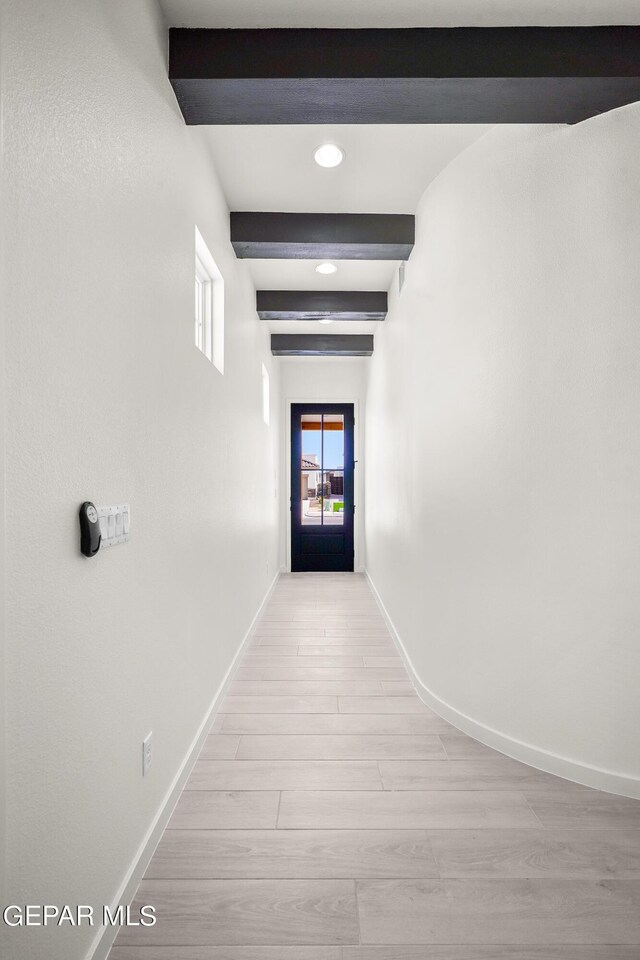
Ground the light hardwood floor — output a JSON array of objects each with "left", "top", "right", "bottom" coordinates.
[{"left": 110, "top": 573, "right": 640, "bottom": 959}]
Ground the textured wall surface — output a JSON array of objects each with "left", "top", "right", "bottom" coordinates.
[
  {"left": 2, "top": 2, "right": 280, "bottom": 958},
  {"left": 279, "top": 358, "right": 368, "bottom": 570},
  {"left": 365, "top": 112, "right": 640, "bottom": 794}
]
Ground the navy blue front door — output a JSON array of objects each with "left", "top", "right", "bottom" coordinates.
[{"left": 291, "top": 403, "right": 355, "bottom": 572}]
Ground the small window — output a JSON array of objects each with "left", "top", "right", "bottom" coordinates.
[
  {"left": 262, "top": 363, "right": 270, "bottom": 425},
  {"left": 195, "top": 226, "right": 224, "bottom": 373}
]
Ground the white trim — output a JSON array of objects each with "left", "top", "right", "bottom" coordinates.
[
  {"left": 86, "top": 570, "right": 281, "bottom": 960},
  {"left": 285, "top": 398, "right": 361, "bottom": 573},
  {"left": 365, "top": 570, "right": 640, "bottom": 800},
  {"left": 195, "top": 225, "right": 224, "bottom": 374}
]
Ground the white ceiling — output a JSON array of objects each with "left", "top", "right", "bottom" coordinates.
[
  {"left": 204, "top": 125, "right": 491, "bottom": 215},
  {"left": 246, "top": 260, "right": 399, "bottom": 336},
  {"left": 207, "top": 125, "right": 490, "bottom": 334},
  {"left": 165, "top": 0, "right": 640, "bottom": 341},
  {"left": 268, "top": 317, "right": 380, "bottom": 336},
  {"left": 161, "top": 0, "right": 640, "bottom": 27},
  {"left": 246, "top": 259, "right": 399, "bottom": 292}
]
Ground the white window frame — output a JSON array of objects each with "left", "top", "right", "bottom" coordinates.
[
  {"left": 194, "top": 226, "right": 224, "bottom": 373},
  {"left": 195, "top": 256, "right": 211, "bottom": 359}
]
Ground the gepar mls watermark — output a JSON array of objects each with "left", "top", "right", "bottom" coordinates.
[{"left": 3, "top": 904, "right": 156, "bottom": 927}]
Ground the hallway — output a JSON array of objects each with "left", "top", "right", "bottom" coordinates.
[
  {"left": 4, "top": 4, "right": 640, "bottom": 960},
  {"left": 111, "top": 574, "right": 640, "bottom": 957}
]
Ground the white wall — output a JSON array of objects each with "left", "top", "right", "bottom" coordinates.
[
  {"left": 1, "top": 3, "right": 280, "bottom": 959},
  {"left": 365, "top": 111, "right": 640, "bottom": 797},
  {"left": 279, "top": 358, "right": 368, "bottom": 570}
]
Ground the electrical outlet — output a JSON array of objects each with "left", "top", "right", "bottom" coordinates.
[{"left": 142, "top": 732, "right": 153, "bottom": 776}]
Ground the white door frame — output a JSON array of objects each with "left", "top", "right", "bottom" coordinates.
[{"left": 285, "top": 398, "right": 361, "bottom": 573}]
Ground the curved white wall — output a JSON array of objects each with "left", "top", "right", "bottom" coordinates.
[{"left": 365, "top": 110, "right": 640, "bottom": 798}]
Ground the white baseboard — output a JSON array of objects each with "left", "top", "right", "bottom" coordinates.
[
  {"left": 365, "top": 570, "right": 640, "bottom": 801},
  {"left": 87, "top": 570, "right": 281, "bottom": 960}
]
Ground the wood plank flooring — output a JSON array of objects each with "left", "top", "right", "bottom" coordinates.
[{"left": 111, "top": 573, "right": 640, "bottom": 959}]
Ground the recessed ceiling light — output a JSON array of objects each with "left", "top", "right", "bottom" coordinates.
[
  {"left": 315, "top": 262, "right": 337, "bottom": 275},
  {"left": 314, "top": 143, "right": 345, "bottom": 168},
  {"left": 318, "top": 317, "right": 333, "bottom": 325}
]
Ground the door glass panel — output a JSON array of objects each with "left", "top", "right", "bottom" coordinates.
[
  {"left": 301, "top": 415, "right": 322, "bottom": 526},
  {"left": 299, "top": 413, "right": 345, "bottom": 527},
  {"left": 322, "top": 415, "right": 344, "bottom": 469},
  {"left": 322, "top": 469, "right": 344, "bottom": 525},
  {"left": 322, "top": 415, "right": 344, "bottom": 526}
]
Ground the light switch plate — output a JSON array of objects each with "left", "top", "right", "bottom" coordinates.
[{"left": 97, "top": 504, "right": 130, "bottom": 549}]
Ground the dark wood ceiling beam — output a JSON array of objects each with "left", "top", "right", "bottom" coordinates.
[
  {"left": 271, "top": 334, "right": 374, "bottom": 356},
  {"left": 231, "top": 213, "right": 414, "bottom": 260},
  {"left": 257, "top": 290, "right": 388, "bottom": 322},
  {"left": 169, "top": 27, "right": 640, "bottom": 125}
]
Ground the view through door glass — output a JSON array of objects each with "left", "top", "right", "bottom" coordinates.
[
  {"left": 291, "top": 403, "right": 354, "bottom": 572},
  {"left": 301, "top": 414, "right": 345, "bottom": 526}
]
